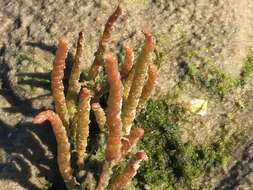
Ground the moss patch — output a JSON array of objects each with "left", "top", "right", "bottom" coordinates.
[
  {"left": 134, "top": 95, "right": 232, "bottom": 189},
  {"left": 185, "top": 63, "right": 238, "bottom": 99},
  {"left": 239, "top": 50, "right": 253, "bottom": 85},
  {"left": 183, "top": 50, "right": 253, "bottom": 99}
]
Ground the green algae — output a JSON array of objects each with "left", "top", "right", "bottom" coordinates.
[
  {"left": 186, "top": 63, "right": 237, "bottom": 98},
  {"left": 134, "top": 95, "right": 232, "bottom": 189},
  {"left": 239, "top": 50, "right": 253, "bottom": 85},
  {"left": 183, "top": 49, "right": 253, "bottom": 99}
]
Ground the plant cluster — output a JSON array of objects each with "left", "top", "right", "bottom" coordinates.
[{"left": 33, "top": 5, "right": 157, "bottom": 190}]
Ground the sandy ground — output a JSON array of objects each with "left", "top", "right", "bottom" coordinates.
[{"left": 1, "top": 0, "right": 253, "bottom": 189}]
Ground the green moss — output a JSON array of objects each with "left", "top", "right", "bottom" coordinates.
[
  {"left": 239, "top": 50, "right": 253, "bottom": 85},
  {"left": 134, "top": 96, "right": 232, "bottom": 189},
  {"left": 154, "top": 48, "right": 165, "bottom": 69},
  {"left": 183, "top": 49, "right": 253, "bottom": 99},
  {"left": 186, "top": 63, "right": 238, "bottom": 99},
  {"left": 153, "top": 33, "right": 170, "bottom": 69}
]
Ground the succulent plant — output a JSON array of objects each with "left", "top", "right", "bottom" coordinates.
[{"left": 33, "top": 5, "right": 157, "bottom": 190}]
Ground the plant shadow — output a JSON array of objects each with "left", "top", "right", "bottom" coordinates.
[
  {"left": 213, "top": 141, "right": 253, "bottom": 190},
  {"left": 0, "top": 41, "right": 74, "bottom": 189}
]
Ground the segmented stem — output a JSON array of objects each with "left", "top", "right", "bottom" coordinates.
[
  {"left": 33, "top": 111, "right": 76, "bottom": 189},
  {"left": 87, "top": 5, "right": 122, "bottom": 80},
  {"left": 96, "top": 52, "right": 123, "bottom": 190},
  {"left": 96, "top": 161, "right": 113, "bottom": 190},
  {"left": 109, "top": 151, "right": 148, "bottom": 190},
  {"left": 51, "top": 37, "right": 69, "bottom": 128},
  {"left": 122, "top": 32, "right": 155, "bottom": 134},
  {"left": 66, "top": 32, "right": 84, "bottom": 118},
  {"left": 138, "top": 63, "right": 158, "bottom": 110},
  {"left": 121, "top": 128, "right": 144, "bottom": 157},
  {"left": 104, "top": 52, "right": 123, "bottom": 162},
  {"left": 76, "top": 88, "right": 91, "bottom": 168},
  {"left": 121, "top": 46, "right": 134, "bottom": 78},
  {"left": 123, "top": 66, "right": 135, "bottom": 102},
  {"left": 92, "top": 103, "right": 106, "bottom": 132}
]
